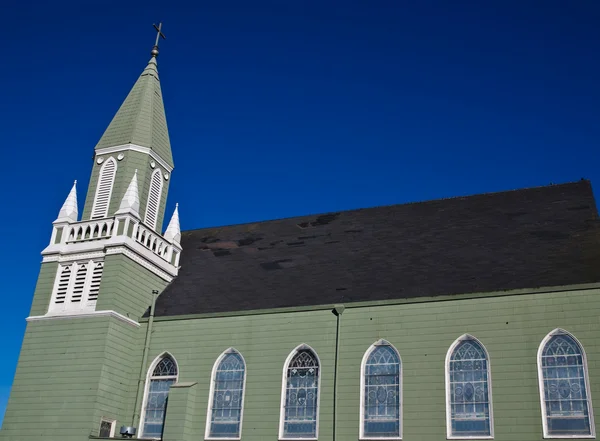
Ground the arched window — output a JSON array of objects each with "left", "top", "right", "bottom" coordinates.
[
  {"left": 140, "top": 353, "right": 178, "bottom": 439},
  {"left": 538, "top": 329, "right": 595, "bottom": 438},
  {"left": 445, "top": 335, "right": 493, "bottom": 439},
  {"left": 360, "top": 340, "right": 401, "bottom": 439},
  {"left": 145, "top": 169, "right": 163, "bottom": 230},
  {"left": 206, "top": 349, "right": 246, "bottom": 439},
  {"left": 91, "top": 157, "right": 117, "bottom": 219},
  {"left": 280, "top": 345, "right": 320, "bottom": 439}
]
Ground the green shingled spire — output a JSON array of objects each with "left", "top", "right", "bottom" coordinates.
[{"left": 95, "top": 57, "right": 173, "bottom": 167}]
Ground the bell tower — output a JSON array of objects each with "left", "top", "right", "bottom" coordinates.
[{"left": 1, "top": 25, "right": 182, "bottom": 441}]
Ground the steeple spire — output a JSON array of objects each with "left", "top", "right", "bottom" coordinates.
[
  {"left": 55, "top": 181, "right": 78, "bottom": 222},
  {"left": 94, "top": 23, "right": 173, "bottom": 167},
  {"left": 116, "top": 170, "right": 140, "bottom": 217},
  {"left": 164, "top": 203, "right": 181, "bottom": 244}
]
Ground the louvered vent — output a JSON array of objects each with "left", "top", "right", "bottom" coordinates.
[
  {"left": 145, "top": 169, "right": 163, "bottom": 230},
  {"left": 87, "top": 262, "right": 104, "bottom": 302},
  {"left": 70, "top": 264, "right": 87, "bottom": 303},
  {"left": 49, "top": 260, "right": 105, "bottom": 314},
  {"left": 91, "top": 158, "right": 117, "bottom": 219},
  {"left": 54, "top": 265, "right": 72, "bottom": 304}
]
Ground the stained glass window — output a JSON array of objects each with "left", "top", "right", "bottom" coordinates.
[
  {"left": 141, "top": 355, "right": 178, "bottom": 439},
  {"left": 539, "top": 330, "right": 594, "bottom": 437},
  {"left": 362, "top": 341, "right": 401, "bottom": 439},
  {"left": 207, "top": 350, "right": 246, "bottom": 439},
  {"left": 281, "top": 347, "right": 320, "bottom": 439},
  {"left": 447, "top": 336, "right": 492, "bottom": 438}
]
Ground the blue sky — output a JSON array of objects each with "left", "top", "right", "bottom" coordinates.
[{"left": 1, "top": 0, "right": 599, "bottom": 423}]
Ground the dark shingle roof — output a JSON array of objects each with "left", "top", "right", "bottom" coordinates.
[{"left": 154, "top": 181, "right": 600, "bottom": 317}]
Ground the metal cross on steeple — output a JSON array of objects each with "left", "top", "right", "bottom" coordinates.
[{"left": 151, "top": 22, "right": 166, "bottom": 57}]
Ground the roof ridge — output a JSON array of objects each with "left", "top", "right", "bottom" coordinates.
[{"left": 181, "top": 180, "right": 591, "bottom": 233}]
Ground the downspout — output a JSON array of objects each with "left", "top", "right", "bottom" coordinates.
[
  {"left": 132, "top": 289, "right": 159, "bottom": 427},
  {"left": 332, "top": 305, "right": 345, "bottom": 441}
]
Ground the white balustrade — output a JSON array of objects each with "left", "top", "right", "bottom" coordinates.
[
  {"left": 65, "top": 219, "right": 115, "bottom": 243},
  {"left": 58, "top": 216, "right": 176, "bottom": 264}
]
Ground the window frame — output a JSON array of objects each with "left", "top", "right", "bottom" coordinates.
[
  {"left": 537, "top": 328, "right": 595, "bottom": 439},
  {"left": 91, "top": 156, "right": 117, "bottom": 219},
  {"left": 205, "top": 348, "right": 247, "bottom": 441},
  {"left": 139, "top": 352, "right": 179, "bottom": 440},
  {"left": 278, "top": 344, "right": 322, "bottom": 441},
  {"left": 99, "top": 417, "right": 116, "bottom": 438},
  {"left": 359, "top": 339, "right": 403, "bottom": 440},
  {"left": 445, "top": 334, "right": 494, "bottom": 440},
  {"left": 144, "top": 168, "right": 164, "bottom": 231}
]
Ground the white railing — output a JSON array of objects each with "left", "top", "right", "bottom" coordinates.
[
  {"left": 133, "top": 222, "right": 174, "bottom": 262},
  {"left": 65, "top": 219, "right": 115, "bottom": 243},
  {"left": 57, "top": 216, "right": 179, "bottom": 266}
]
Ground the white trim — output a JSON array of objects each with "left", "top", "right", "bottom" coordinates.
[
  {"left": 205, "top": 348, "right": 247, "bottom": 441},
  {"left": 144, "top": 169, "right": 164, "bottom": 231},
  {"left": 359, "top": 339, "right": 403, "bottom": 440},
  {"left": 445, "top": 334, "right": 495, "bottom": 440},
  {"left": 95, "top": 144, "right": 173, "bottom": 172},
  {"left": 105, "top": 246, "right": 174, "bottom": 281},
  {"left": 26, "top": 309, "right": 140, "bottom": 328},
  {"left": 278, "top": 344, "right": 322, "bottom": 441},
  {"left": 139, "top": 351, "right": 180, "bottom": 440},
  {"left": 42, "top": 234, "right": 178, "bottom": 281},
  {"left": 537, "top": 329, "right": 596, "bottom": 439},
  {"left": 91, "top": 157, "right": 117, "bottom": 219}
]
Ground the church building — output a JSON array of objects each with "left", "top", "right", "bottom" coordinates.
[{"left": 2, "top": 32, "right": 600, "bottom": 441}]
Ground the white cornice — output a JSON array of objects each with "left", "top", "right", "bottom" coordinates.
[
  {"left": 26, "top": 310, "right": 140, "bottom": 328},
  {"left": 41, "top": 235, "right": 177, "bottom": 281},
  {"left": 106, "top": 246, "right": 173, "bottom": 282},
  {"left": 95, "top": 144, "right": 173, "bottom": 172}
]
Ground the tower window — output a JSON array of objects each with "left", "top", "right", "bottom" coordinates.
[
  {"left": 145, "top": 169, "right": 163, "bottom": 231},
  {"left": 91, "top": 157, "right": 117, "bottom": 219},
  {"left": 49, "top": 260, "right": 104, "bottom": 314}
]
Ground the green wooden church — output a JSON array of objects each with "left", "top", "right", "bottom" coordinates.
[{"left": 2, "top": 35, "right": 600, "bottom": 441}]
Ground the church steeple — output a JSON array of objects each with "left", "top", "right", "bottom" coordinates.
[
  {"left": 94, "top": 55, "right": 173, "bottom": 167},
  {"left": 82, "top": 27, "right": 174, "bottom": 231}
]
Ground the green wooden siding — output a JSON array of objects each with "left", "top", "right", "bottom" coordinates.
[
  {"left": 0, "top": 317, "right": 139, "bottom": 441},
  {"left": 28, "top": 262, "right": 58, "bottom": 317},
  {"left": 95, "top": 253, "right": 168, "bottom": 320},
  {"left": 2, "top": 287, "right": 599, "bottom": 440}
]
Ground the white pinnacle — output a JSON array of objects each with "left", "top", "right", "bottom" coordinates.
[
  {"left": 164, "top": 203, "right": 181, "bottom": 244},
  {"left": 56, "top": 180, "right": 78, "bottom": 222},
  {"left": 116, "top": 169, "right": 140, "bottom": 217}
]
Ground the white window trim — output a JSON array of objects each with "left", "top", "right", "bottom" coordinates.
[
  {"left": 359, "top": 339, "right": 403, "bottom": 440},
  {"left": 99, "top": 417, "right": 117, "bottom": 437},
  {"left": 91, "top": 157, "right": 117, "bottom": 219},
  {"left": 278, "top": 344, "right": 322, "bottom": 441},
  {"left": 138, "top": 351, "right": 179, "bottom": 440},
  {"left": 445, "top": 334, "right": 495, "bottom": 440},
  {"left": 144, "top": 168, "right": 164, "bottom": 231},
  {"left": 205, "top": 348, "right": 247, "bottom": 441},
  {"left": 537, "top": 328, "right": 596, "bottom": 439}
]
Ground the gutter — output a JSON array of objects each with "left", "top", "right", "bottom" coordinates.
[{"left": 332, "top": 305, "right": 345, "bottom": 441}]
